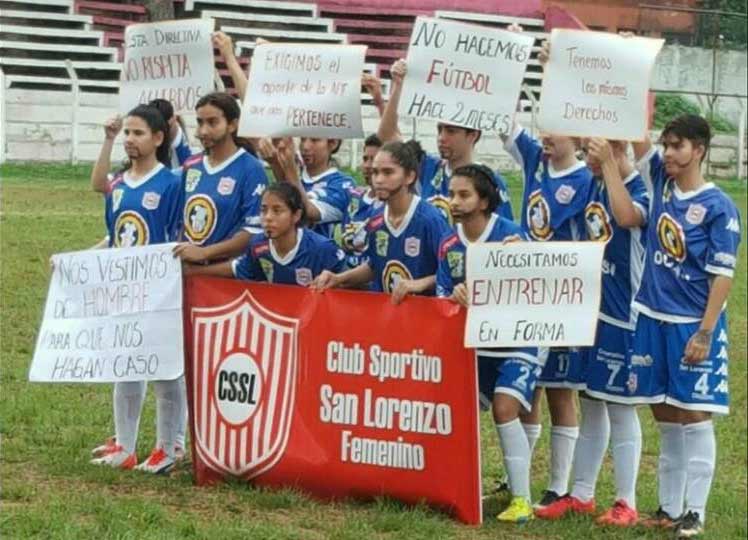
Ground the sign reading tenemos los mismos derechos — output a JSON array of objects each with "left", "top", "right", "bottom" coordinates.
[{"left": 184, "top": 276, "right": 482, "bottom": 524}]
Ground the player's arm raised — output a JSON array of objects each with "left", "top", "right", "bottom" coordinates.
[
  {"left": 213, "top": 31, "right": 247, "bottom": 100},
  {"left": 377, "top": 59, "right": 406, "bottom": 143},
  {"left": 91, "top": 116, "right": 122, "bottom": 194},
  {"left": 268, "top": 137, "right": 325, "bottom": 224},
  {"left": 588, "top": 138, "right": 645, "bottom": 228}
]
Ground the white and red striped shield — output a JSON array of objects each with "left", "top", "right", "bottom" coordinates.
[{"left": 191, "top": 290, "right": 299, "bottom": 479}]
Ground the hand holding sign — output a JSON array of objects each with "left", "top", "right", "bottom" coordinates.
[{"left": 538, "top": 30, "right": 664, "bottom": 141}]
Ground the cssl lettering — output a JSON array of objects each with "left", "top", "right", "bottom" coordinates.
[{"left": 217, "top": 370, "right": 258, "bottom": 405}]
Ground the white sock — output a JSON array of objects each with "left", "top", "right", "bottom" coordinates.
[
  {"left": 608, "top": 403, "right": 642, "bottom": 508},
  {"left": 496, "top": 419, "right": 531, "bottom": 500},
  {"left": 175, "top": 376, "right": 188, "bottom": 450},
  {"left": 522, "top": 423, "right": 542, "bottom": 454},
  {"left": 549, "top": 425, "right": 579, "bottom": 495},
  {"left": 658, "top": 422, "right": 687, "bottom": 519},
  {"left": 570, "top": 398, "right": 609, "bottom": 502},
  {"left": 153, "top": 377, "right": 185, "bottom": 459},
  {"left": 113, "top": 381, "right": 146, "bottom": 454},
  {"left": 684, "top": 420, "right": 716, "bottom": 523}
]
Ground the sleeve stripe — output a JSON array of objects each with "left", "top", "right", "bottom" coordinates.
[
  {"left": 310, "top": 200, "right": 344, "bottom": 224},
  {"left": 705, "top": 264, "right": 735, "bottom": 278}
]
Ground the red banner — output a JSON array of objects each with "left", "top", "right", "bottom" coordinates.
[{"left": 184, "top": 276, "right": 482, "bottom": 524}]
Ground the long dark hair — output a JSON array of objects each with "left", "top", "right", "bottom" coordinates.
[
  {"left": 119, "top": 104, "right": 170, "bottom": 172},
  {"left": 263, "top": 182, "right": 307, "bottom": 227},
  {"left": 195, "top": 92, "right": 256, "bottom": 156},
  {"left": 378, "top": 141, "right": 420, "bottom": 192},
  {"left": 148, "top": 97, "right": 190, "bottom": 147}
]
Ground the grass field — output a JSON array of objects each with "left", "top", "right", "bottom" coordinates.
[{"left": 1, "top": 162, "right": 746, "bottom": 539}]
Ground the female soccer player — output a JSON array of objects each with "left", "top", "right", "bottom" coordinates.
[
  {"left": 186, "top": 183, "right": 345, "bottom": 283},
  {"left": 311, "top": 141, "right": 451, "bottom": 303},
  {"left": 500, "top": 36, "right": 595, "bottom": 510},
  {"left": 535, "top": 138, "right": 649, "bottom": 526},
  {"left": 265, "top": 136, "right": 354, "bottom": 239},
  {"left": 89, "top": 105, "right": 184, "bottom": 473},
  {"left": 436, "top": 164, "right": 541, "bottom": 524},
  {"left": 173, "top": 92, "right": 268, "bottom": 264},
  {"left": 624, "top": 115, "right": 740, "bottom": 538}
]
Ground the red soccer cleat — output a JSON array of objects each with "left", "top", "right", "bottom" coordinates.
[
  {"left": 535, "top": 495, "right": 596, "bottom": 520},
  {"left": 596, "top": 500, "right": 639, "bottom": 527}
]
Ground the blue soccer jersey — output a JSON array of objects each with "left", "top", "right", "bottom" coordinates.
[
  {"left": 634, "top": 149, "right": 742, "bottom": 322},
  {"left": 301, "top": 167, "right": 355, "bottom": 238},
  {"left": 232, "top": 228, "right": 345, "bottom": 286},
  {"left": 364, "top": 196, "right": 451, "bottom": 294},
  {"left": 105, "top": 164, "right": 182, "bottom": 247},
  {"left": 170, "top": 126, "right": 192, "bottom": 169},
  {"left": 585, "top": 172, "right": 649, "bottom": 329},
  {"left": 339, "top": 186, "right": 384, "bottom": 268},
  {"left": 181, "top": 149, "right": 268, "bottom": 246},
  {"left": 420, "top": 153, "right": 514, "bottom": 221},
  {"left": 435, "top": 213, "right": 526, "bottom": 298},
  {"left": 504, "top": 127, "right": 594, "bottom": 241}
]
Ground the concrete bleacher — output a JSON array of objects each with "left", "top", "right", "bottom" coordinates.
[{"left": 0, "top": 0, "right": 123, "bottom": 92}]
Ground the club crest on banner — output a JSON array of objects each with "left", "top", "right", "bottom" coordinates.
[{"left": 191, "top": 291, "right": 299, "bottom": 479}]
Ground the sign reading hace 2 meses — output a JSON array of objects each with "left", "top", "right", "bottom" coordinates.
[{"left": 184, "top": 277, "right": 483, "bottom": 525}]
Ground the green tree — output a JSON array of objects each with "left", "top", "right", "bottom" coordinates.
[{"left": 698, "top": 0, "right": 747, "bottom": 50}]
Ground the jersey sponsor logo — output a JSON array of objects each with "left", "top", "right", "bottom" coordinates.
[
  {"left": 555, "top": 184, "right": 576, "bottom": 205},
  {"left": 295, "top": 267, "right": 313, "bottom": 286},
  {"left": 404, "top": 237, "right": 421, "bottom": 257},
  {"left": 630, "top": 354, "right": 653, "bottom": 367},
  {"left": 113, "top": 210, "right": 149, "bottom": 247},
  {"left": 447, "top": 251, "right": 464, "bottom": 278},
  {"left": 184, "top": 194, "right": 218, "bottom": 245},
  {"left": 431, "top": 164, "right": 447, "bottom": 192},
  {"left": 427, "top": 195, "right": 454, "bottom": 225},
  {"left": 111, "top": 188, "right": 124, "bottom": 213},
  {"left": 347, "top": 194, "right": 361, "bottom": 217},
  {"left": 260, "top": 258, "right": 274, "bottom": 283},
  {"left": 217, "top": 176, "right": 236, "bottom": 196},
  {"left": 141, "top": 191, "right": 161, "bottom": 210},
  {"left": 726, "top": 217, "right": 740, "bottom": 233},
  {"left": 192, "top": 291, "right": 299, "bottom": 478},
  {"left": 252, "top": 242, "right": 270, "bottom": 257},
  {"left": 185, "top": 168, "right": 202, "bottom": 192},
  {"left": 584, "top": 202, "right": 612, "bottom": 242},
  {"left": 382, "top": 260, "right": 414, "bottom": 294},
  {"left": 657, "top": 213, "right": 687, "bottom": 263},
  {"left": 685, "top": 203, "right": 706, "bottom": 225},
  {"left": 375, "top": 230, "right": 389, "bottom": 257},
  {"left": 367, "top": 214, "right": 385, "bottom": 232},
  {"left": 527, "top": 190, "right": 553, "bottom": 241}
]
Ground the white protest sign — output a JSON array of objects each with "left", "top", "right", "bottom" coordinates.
[
  {"left": 399, "top": 17, "right": 534, "bottom": 133},
  {"left": 239, "top": 43, "right": 366, "bottom": 138},
  {"left": 29, "top": 244, "right": 184, "bottom": 383},
  {"left": 538, "top": 29, "right": 664, "bottom": 141},
  {"left": 120, "top": 18, "right": 215, "bottom": 113},
  {"left": 464, "top": 242, "right": 605, "bottom": 348}
]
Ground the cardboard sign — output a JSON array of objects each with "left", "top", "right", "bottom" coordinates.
[
  {"left": 538, "top": 29, "right": 664, "bottom": 141},
  {"left": 120, "top": 18, "right": 215, "bottom": 113},
  {"left": 239, "top": 44, "right": 367, "bottom": 138},
  {"left": 184, "top": 277, "right": 482, "bottom": 525},
  {"left": 29, "top": 244, "right": 184, "bottom": 383},
  {"left": 465, "top": 242, "right": 605, "bottom": 348},
  {"left": 399, "top": 17, "right": 534, "bottom": 133}
]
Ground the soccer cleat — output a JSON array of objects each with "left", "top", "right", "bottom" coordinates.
[
  {"left": 596, "top": 499, "right": 639, "bottom": 527},
  {"left": 675, "top": 511, "right": 704, "bottom": 538},
  {"left": 533, "top": 489, "right": 563, "bottom": 510},
  {"left": 136, "top": 448, "right": 176, "bottom": 474},
  {"left": 90, "top": 446, "right": 137, "bottom": 470},
  {"left": 535, "top": 494, "right": 596, "bottom": 520},
  {"left": 497, "top": 497, "right": 534, "bottom": 523},
  {"left": 91, "top": 436, "right": 117, "bottom": 458},
  {"left": 641, "top": 506, "right": 679, "bottom": 529}
]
